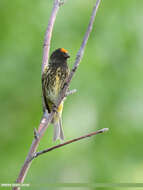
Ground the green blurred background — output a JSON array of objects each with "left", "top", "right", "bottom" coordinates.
[{"left": 0, "top": 0, "right": 143, "bottom": 189}]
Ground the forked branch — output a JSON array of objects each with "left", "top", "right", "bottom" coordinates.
[{"left": 13, "top": 0, "right": 103, "bottom": 189}]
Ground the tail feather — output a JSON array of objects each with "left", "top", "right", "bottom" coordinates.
[
  {"left": 52, "top": 101, "right": 64, "bottom": 141},
  {"left": 53, "top": 120, "right": 64, "bottom": 141},
  {"left": 59, "top": 117, "right": 64, "bottom": 140}
]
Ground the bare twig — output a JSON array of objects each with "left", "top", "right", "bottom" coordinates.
[
  {"left": 42, "top": 0, "right": 61, "bottom": 73},
  {"left": 13, "top": 0, "right": 102, "bottom": 189},
  {"left": 56, "top": 0, "right": 101, "bottom": 107},
  {"left": 65, "top": 89, "right": 77, "bottom": 97},
  {"left": 13, "top": 1, "right": 62, "bottom": 189},
  {"left": 34, "top": 128, "right": 39, "bottom": 139},
  {"left": 32, "top": 128, "right": 109, "bottom": 160}
]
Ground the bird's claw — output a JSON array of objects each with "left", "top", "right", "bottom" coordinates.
[{"left": 53, "top": 104, "right": 58, "bottom": 113}]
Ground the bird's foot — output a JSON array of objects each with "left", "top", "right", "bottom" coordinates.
[{"left": 53, "top": 104, "right": 58, "bottom": 113}]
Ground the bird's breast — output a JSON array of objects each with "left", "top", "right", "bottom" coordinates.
[{"left": 47, "top": 68, "right": 63, "bottom": 103}]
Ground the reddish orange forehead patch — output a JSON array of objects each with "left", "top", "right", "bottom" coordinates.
[{"left": 60, "top": 48, "right": 68, "bottom": 53}]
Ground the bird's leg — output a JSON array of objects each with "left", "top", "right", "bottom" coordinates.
[{"left": 53, "top": 104, "right": 58, "bottom": 113}]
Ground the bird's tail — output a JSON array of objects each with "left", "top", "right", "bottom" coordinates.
[
  {"left": 52, "top": 101, "right": 64, "bottom": 141},
  {"left": 53, "top": 117, "right": 64, "bottom": 141}
]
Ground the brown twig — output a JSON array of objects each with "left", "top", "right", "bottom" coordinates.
[
  {"left": 13, "top": 1, "right": 62, "bottom": 189},
  {"left": 42, "top": 0, "right": 61, "bottom": 73},
  {"left": 13, "top": 0, "right": 102, "bottom": 189},
  {"left": 56, "top": 0, "right": 101, "bottom": 107},
  {"left": 65, "top": 89, "right": 77, "bottom": 97},
  {"left": 32, "top": 128, "right": 109, "bottom": 160}
]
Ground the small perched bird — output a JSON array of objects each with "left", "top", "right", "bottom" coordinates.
[{"left": 42, "top": 48, "right": 70, "bottom": 141}]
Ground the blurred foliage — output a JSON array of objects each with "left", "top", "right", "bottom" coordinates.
[{"left": 0, "top": 0, "right": 143, "bottom": 189}]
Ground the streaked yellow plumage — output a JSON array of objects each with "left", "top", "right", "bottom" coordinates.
[{"left": 42, "top": 48, "right": 70, "bottom": 141}]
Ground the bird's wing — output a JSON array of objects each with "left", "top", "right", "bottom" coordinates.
[{"left": 42, "top": 70, "right": 51, "bottom": 113}]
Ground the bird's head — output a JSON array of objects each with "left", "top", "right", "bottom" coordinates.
[{"left": 50, "top": 48, "right": 70, "bottom": 63}]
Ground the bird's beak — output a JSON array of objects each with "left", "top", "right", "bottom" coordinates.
[{"left": 66, "top": 53, "right": 70, "bottom": 59}]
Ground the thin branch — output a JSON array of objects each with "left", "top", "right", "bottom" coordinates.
[
  {"left": 13, "top": 0, "right": 102, "bottom": 189},
  {"left": 32, "top": 128, "right": 109, "bottom": 160},
  {"left": 65, "top": 89, "right": 77, "bottom": 97},
  {"left": 34, "top": 128, "right": 39, "bottom": 139},
  {"left": 56, "top": 0, "right": 101, "bottom": 107},
  {"left": 42, "top": 0, "right": 61, "bottom": 73},
  {"left": 13, "top": 0, "right": 62, "bottom": 189}
]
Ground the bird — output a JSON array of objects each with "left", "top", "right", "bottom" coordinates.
[{"left": 42, "top": 48, "right": 70, "bottom": 141}]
